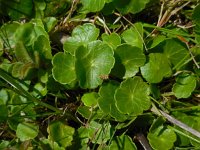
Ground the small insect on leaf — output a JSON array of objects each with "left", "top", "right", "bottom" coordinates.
[{"left": 99, "top": 75, "right": 109, "bottom": 80}]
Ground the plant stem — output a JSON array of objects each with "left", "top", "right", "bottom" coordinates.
[{"left": 0, "top": 68, "right": 61, "bottom": 113}]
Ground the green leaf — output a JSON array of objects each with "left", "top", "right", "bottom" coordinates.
[
  {"left": 14, "top": 20, "right": 48, "bottom": 47},
  {"left": 0, "top": 140, "right": 10, "bottom": 149},
  {"left": 64, "top": 23, "right": 99, "bottom": 55},
  {"left": 163, "top": 39, "right": 190, "bottom": 70},
  {"left": 172, "top": 111, "right": 200, "bottom": 147},
  {"left": 16, "top": 122, "right": 39, "bottom": 141},
  {"left": 88, "top": 121, "right": 111, "bottom": 144},
  {"left": 13, "top": 42, "right": 35, "bottom": 79},
  {"left": 0, "top": 39, "right": 3, "bottom": 56},
  {"left": 81, "top": 92, "right": 99, "bottom": 107},
  {"left": 44, "top": 0, "right": 71, "bottom": 17},
  {"left": 112, "top": 44, "right": 146, "bottom": 78},
  {"left": 0, "top": 22, "right": 20, "bottom": 48},
  {"left": 110, "top": 134, "right": 137, "bottom": 150},
  {"left": 52, "top": 52, "right": 76, "bottom": 84},
  {"left": 0, "top": 89, "right": 8, "bottom": 105},
  {"left": 141, "top": 53, "right": 172, "bottom": 83},
  {"left": 81, "top": 0, "right": 106, "bottom": 12},
  {"left": 41, "top": 139, "right": 65, "bottom": 150},
  {"left": 14, "top": 23, "right": 35, "bottom": 46},
  {"left": 33, "top": 35, "right": 52, "bottom": 60},
  {"left": 0, "top": 105, "right": 8, "bottom": 122},
  {"left": 76, "top": 41, "right": 115, "bottom": 89},
  {"left": 172, "top": 73, "right": 196, "bottom": 98},
  {"left": 121, "top": 23, "right": 143, "bottom": 49},
  {"left": 6, "top": 0, "right": 33, "bottom": 20},
  {"left": 43, "top": 17, "right": 58, "bottom": 32},
  {"left": 115, "top": 77, "right": 151, "bottom": 115},
  {"left": 98, "top": 81, "right": 127, "bottom": 121},
  {"left": 148, "top": 117, "right": 176, "bottom": 150},
  {"left": 34, "top": 0, "right": 46, "bottom": 18},
  {"left": 47, "top": 121, "right": 75, "bottom": 148},
  {"left": 192, "top": 4, "right": 200, "bottom": 26},
  {"left": 114, "top": 0, "right": 150, "bottom": 14},
  {"left": 14, "top": 41, "right": 33, "bottom": 63},
  {"left": 147, "top": 35, "right": 167, "bottom": 49},
  {"left": 101, "top": 32, "right": 121, "bottom": 49}
]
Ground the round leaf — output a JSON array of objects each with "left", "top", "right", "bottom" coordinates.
[
  {"left": 16, "top": 122, "right": 39, "bottom": 141},
  {"left": 98, "top": 81, "right": 127, "bottom": 121},
  {"left": 115, "top": 76, "right": 151, "bottom": 115},
  {"left": 172, "top": 73, "right": 196, "bottom": 98},
  {"left": 141, "top": 53, "right": 172, "bottom": 83},
  {"left": 81, "top": 92, "right": 99, "bottom": 107},
  {"left": 64, "top": 23, "right": 99, "bottom": 55},
  {"left": 52, "top": 52, "right": 76, "bottom": 84},
  {"left": 76, "top": 40, "right": 115, "bottom": 89},
  {"left": 112, "top": 44, "right": 146, "bottom": 78}
]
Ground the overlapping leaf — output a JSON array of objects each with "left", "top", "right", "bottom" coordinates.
[
  {"left": 172, "top": 73, "right": 196, "bottom": 98},
  {"left": 121, "top": 23, "right": 143, "bottom": 49},
  {"left": 81, "top": 92, "right": 99, "bottom": 107},
  {"left": 98, "top": 81, "right": 127, "bottom": 121},
  {"left": 141, "top": 53, "right": 172, "bottom": 83},
  {"left": 112, "top": 44, "right": 146, "bottom": 78},
  {"left": 81, "top": 0, "right": 106, "bottom": 12},
  {"left": 101, "top": 32, "right": 121, "bottom": 49},
  {"left": 64, "top": 23, "right": 99, "bottom": 55},
  {"left": 47, "top": 121, "right": 75, "bottom": 148},
  {"left": 110, "top": 134, "right": 137, "bottom": 150},
  {"left": 114, "top": 0, "right": 150, "bottom": 14},
  {"left": 16, "top": 122, "right": 39, "bottom": 141},
  {"left": 163, "top": 39, "right": 190, "bottom": 70},
  {"left": 148, "top": 117, "right": 177, "bottom": 150},
  {"left": 76, "top": 40, "right": 115, "bottom": 89}
]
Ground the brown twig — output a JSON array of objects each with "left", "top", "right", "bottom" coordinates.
[{"left": 135, "top": 133, "right": 152, "bottom": 150}]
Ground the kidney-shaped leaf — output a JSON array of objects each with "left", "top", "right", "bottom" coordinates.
[
  {"left": 52, "top": 52, "right": 76, "bottom": 84},
  {"left": 115, "top": 76, "right": 151, "bottom": 115},
  {"left": 98, "top": 81, "right": 127, "bottom": 121},
  {"left": 64, "top": 23, "right": 99, "bottom": 55},
  {"left": 76, "top": 40, "right": 115, "bottom": 89},
  {"left": 112, "top": 44, "right": 146, "bottom": 79},
  {"left": 16, "top": 122, "right": 39, "bottom": 141},
  {"left": 172, "top": 73, "right": 196, "bottom": 98},
  {"left": 141, "top": 53, "right": 172, "bottom": 83}
]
